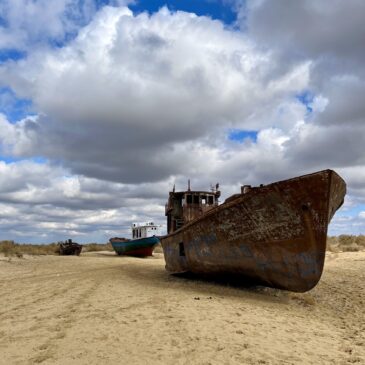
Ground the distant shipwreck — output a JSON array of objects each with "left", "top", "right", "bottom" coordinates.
[
  {"left": 59, "top": 239, "right": 83, "bottom": 256},
  {"left": 110, "top": 222, "right": 161, "bottom": 257},
  {"left": 160, "top": 170, "right": 346, "bottom": 292}
]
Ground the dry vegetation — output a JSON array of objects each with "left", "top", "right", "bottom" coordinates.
[
  {"left": 0, "top": 240, "right": 113, "bottom": 257},
  {"left": 1, "top": 236, "right": 364, "bottom": 258},
  {"left": 327, "top": 234, "right": 365, "bottom": 252},
  {"left": 82, "top": 242, "right": 113, "bottom": 252},
  {"left": 0, "top": 240, "right": 59, "bottom": 257}
]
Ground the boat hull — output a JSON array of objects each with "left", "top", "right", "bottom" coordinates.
[
  {"left": 161, "top": 170, "right": 346, "bottom": 292},
  {"left": 110, "top": 236, "right": 160, "bottom": 257}
]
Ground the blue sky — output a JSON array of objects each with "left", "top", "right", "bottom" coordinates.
[
  {"left": 0, "top": 0, "right": 364, "bottom": 242},
  {"left": 296, "top": 91, "right": 314, "bottom": 114},
  {"left": 129, "top": 0, "right": 238, "bottom": 24},
  {"left": 0, "top": 87, "right": 33, "bottom": 122},
  {"left": 0, "top": 49, "right": 27, "bottom": 62},
  {"left": 228, "top": 129, "right": 258, "bottom": 143}
]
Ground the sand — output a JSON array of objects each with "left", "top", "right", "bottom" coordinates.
[{"left": 0, "top": 251, "right": 364, "bottom": 365}]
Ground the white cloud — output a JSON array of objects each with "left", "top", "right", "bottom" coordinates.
[
  {"left": 0, "top": 0, "right": 135, "bottom": 51},
  {"left": 0, "top": 159, "right": 169, "bottom": 242},
  {"left": 0, "top": 0, "right": 80, "bottom": 49},
  {"left": 0, "top": 6, "right": 315, "bottom": 186}
]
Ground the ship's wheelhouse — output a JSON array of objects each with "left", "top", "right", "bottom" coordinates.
[
  {"left": 165, "top": 185, "right": 220, "bottom": 234},
  {"left": 132, "top": 222, "right": 160, "bottom": 239}
]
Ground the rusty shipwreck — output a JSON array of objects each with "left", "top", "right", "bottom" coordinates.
[
  {"left": 58, "top": 239, "right": 83, "bottom": 256},
  {"left": 160, "top": 170, "right": 346, "bottom": 292}
]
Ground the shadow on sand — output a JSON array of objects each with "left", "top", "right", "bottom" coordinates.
[{"left": 116, "top": 256, "right": 290, "bottom": 304}]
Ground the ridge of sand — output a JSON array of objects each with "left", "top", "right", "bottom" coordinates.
[{"left": 0, "top": 251, "right": 364, "bottom": 364}]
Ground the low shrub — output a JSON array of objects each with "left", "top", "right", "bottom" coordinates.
[
  {"left": 326, "top": 235, "right": 365, "bottom": 252},
  {"left": 0, "top": 241, "right": 59, "bottom": 256},
  {"left": 82, "top": 242, "right": 113, "bottom": 252},
  {"left": 355, "top": 235, "right": 365, "bottom": 248}
]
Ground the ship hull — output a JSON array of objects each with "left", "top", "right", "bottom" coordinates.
[
  {"left": 110, "top": 236, "right": 160, "bottom": 257},
  {"left": 160, "top": 170, "right": 346, "bottom": 292}
]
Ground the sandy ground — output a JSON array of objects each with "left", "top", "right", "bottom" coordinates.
[{"left": 0, "top": 251, "right": 364, "bottom": 365}]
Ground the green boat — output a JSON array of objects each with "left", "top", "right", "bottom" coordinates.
[{"left": 110, "top": 222, "right": 161, "bottom": 256}]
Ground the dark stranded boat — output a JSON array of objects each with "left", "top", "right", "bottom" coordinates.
[
  {"left": 160, "top": 170, "right": 346, "bottom": 292},
  {"left": 59, "top": 239, "right": 83, "bottom": 256}
]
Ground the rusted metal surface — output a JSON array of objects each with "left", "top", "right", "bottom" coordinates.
[
  {"left": 59, "top": 239, "right": 83, "bottom": 256},
  {"left": 165, "top": 184, "right": 220, "bottom": 233},
  {"left": 161, "top": 170, "right": 346, "bottom": 292}
]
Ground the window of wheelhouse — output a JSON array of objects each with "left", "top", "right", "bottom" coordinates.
[
  {"left": 193, "top": 195, "right": 199, "bottom": 204},
  {"left": 186, "top": 194, "right": 192, "bottom": 204},
  {"left": 208, "top": 195, "right": 214, "bottom": 205}
]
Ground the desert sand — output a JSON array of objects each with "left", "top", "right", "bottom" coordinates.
[{"left": 0, "top": 251, "right": 364, "bottom": 365}]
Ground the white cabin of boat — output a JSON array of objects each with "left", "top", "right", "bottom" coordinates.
[{"left": 131, "top": 222, "right": 161, "bottom": 239}]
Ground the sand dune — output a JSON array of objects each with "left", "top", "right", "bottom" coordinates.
[{"left": 0, "top": 251, "right": 364, "bottom": 364}]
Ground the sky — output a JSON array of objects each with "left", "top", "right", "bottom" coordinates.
[{"left": 0, "top": 0, "right": 365, "bottom": 243}]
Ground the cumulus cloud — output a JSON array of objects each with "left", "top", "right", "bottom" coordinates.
[
  {"left": 0, "top": 0, "right": 134, "bottom": 51},
  {"left": 244, "top": 1, "right": 365, "bottom": 128},
  {"left": 245, "top": 0, "right": 365, "bottom": 64},
  {"left": 0, "top": 5, "right": 312, "bottom": 184},
  {"left": 0, "top": 160, "right": 167, "bottom": 242}
]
